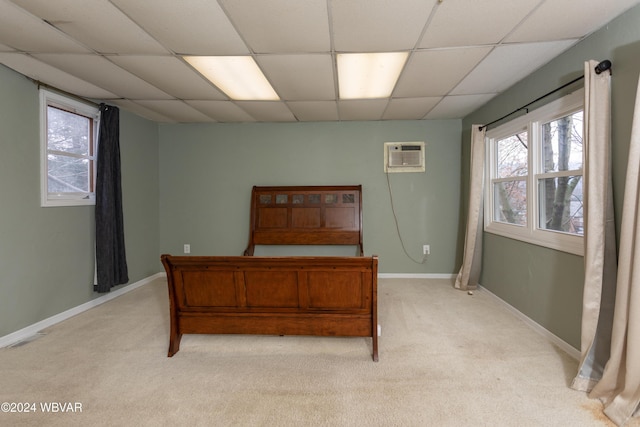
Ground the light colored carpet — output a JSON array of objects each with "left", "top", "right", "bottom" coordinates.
[{"left": 0, "top": 277, "right": 628, "bottom": 426}]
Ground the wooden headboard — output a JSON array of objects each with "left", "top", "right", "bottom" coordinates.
[{"left": 243, "top": 185, "right": 363, "bottom": 256}]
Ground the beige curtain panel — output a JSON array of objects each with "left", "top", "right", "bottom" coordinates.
[
  {"left": 572, "top": 60, "right": 617, "bottom": 393},
  {"left": 455, "top": 125, "right": 486, "bottom": 291},
  {"left": 589, "top": 72, "right": 640, "bottom": 426},
  {"left": 572, "top": 60, "right": 640, "bottom": 425}
]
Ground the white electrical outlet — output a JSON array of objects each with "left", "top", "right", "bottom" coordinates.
[
  {"left": 184, "top": 244, "right": 190, "bottom": 254},
  {"left": 423, "top": 244, "right": 430, "bottom": 255}
]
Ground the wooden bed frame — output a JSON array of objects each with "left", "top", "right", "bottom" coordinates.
[{"left": 161, "top": 185, "right": 379, "bottom": 361}]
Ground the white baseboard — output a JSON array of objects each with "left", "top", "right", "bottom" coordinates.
[
  {"left": 378, "top": 273, "right": 456, "bottom": 279},
  {"left": 0, "top": 273, "right": 164, "bottom": 349},
  {"left": 477, "top": 285, "right": 581, "bottom": 360}
]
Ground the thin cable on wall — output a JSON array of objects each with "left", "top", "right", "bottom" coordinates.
[{"left": 385, "top": 172, "right": 426, "bottom": 265}]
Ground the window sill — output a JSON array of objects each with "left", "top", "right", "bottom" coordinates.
[
  {"left": 485, "top": 223, "right": 584, "bottom": 256},
  {"left": 41, "top": 197, "right": 96, "bottom": 208}
]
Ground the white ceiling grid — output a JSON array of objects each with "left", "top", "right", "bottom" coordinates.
[{"left": 0, "top": 0, "right": 638, "bottom": 123}]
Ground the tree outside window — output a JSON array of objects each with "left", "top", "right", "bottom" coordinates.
[
  {"left": 539, "top": 111, "right": 583, "bottom": 235},
  {"left": 494, "top": 130, "right": 528, "bottom": 226},
  {"left": 47, "top": 106, "right": 94, "bottom": 194},
  {"left": 485, "top": 89, "right": 584, "bottom": 255},
  {"left": 40, "top": 89, "right": 99, "bottom": 207}
]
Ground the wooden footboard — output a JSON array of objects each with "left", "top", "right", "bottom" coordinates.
[{"left": 161, "top": 255, "right": 379, "bottom": 361}]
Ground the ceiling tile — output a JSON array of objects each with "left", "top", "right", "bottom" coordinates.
[
  {"left": 235, "top": 101, "right": 297, "bottom": 122},
  {"left": 394, "top": 47, "right": 492, "bottom": 97},
  {"left": 0, "top": 0, "right": 90, "bottom": 53},
  {"left": 220, "top": 0, "right": 330, "bottom": 53},
  {"left": 110, "top": 0, "right": 248, "bottom": 55},
  {"left": 383, "top": 97, "right": 442, "bottom": 120},
  {"left": 186, "top": 100, "right": 256, "bottom": 122},
  {"left": 425, "top": 94, "right": 497, "bottom": 119},
  {"left": 338, "top": 99, "right": 388, "bottom": 121},
  {"left": 257, "top": 54, "right": 335, "bottom": 101},
  {"left": 107, "top": 56, "right": 226, "bottom": 100},
  {"left": 420, "top": 0, "right": 539, "bottom": 47},
  {"left": 451, "top": 40, "right": 577, "bottom": 96},
  {"left": 33, "top": 54, "right": 173, "bottom": 99},
  {"left": 0, "top": 53, "right": 117, "bottom": 99},
  {"left": 331, "top": 0, "right": 437, "bottom": 51},
  {"left": 287, "top": 101, "right": 339, "bottom": 122},
  {"left": 506, "top": 0, "right": 640, "bottom": 43},
  {"left": 108, "top": 99, "right": 176, "bottom": 123},
  {"left": 12, "top": 0, "right": 168, "bottom": 54},
  {"left": 134, "top": 100, "right": 215, "bottom": 122}
]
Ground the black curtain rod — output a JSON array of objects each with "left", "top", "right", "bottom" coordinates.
[
  {"left": 28, "top": 77, "right": 102, "bottom": 109},
  {"left": 478, "top": 59, "right": 612, "bottom": 131}
]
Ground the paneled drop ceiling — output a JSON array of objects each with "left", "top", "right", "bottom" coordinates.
[{"left": 0, "top": 0, "right": 638, "bottom": 123}]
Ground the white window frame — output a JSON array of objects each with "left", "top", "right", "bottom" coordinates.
[
  {"left": 484, "top": 89, "right": 584, "bottom": 256},
  {"left": 40, "top": 89, "right": 100, "bottom": 207}
]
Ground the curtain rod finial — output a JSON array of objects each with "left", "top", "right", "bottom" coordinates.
[{"left": 595, "top": 60, "right": 612, "bottom": 75}]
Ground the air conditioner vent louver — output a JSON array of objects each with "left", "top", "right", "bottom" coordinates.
[{"left": 384, "top": 142, "right": 425, "bottom": 173}]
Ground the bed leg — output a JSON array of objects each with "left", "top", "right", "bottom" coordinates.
[
  {"left": 167, "top": 333, "right": 182, "bottom": 357},
  {"left": 372, "top": 333, "right": 379, "bottom": 362}
]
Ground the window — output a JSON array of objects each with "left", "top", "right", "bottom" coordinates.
[
  {"left": 40, "top": 89, "right": 100, "bottom": 207},
  {"left": 485, "top": 89, "right": 584, "bottom": 255}
]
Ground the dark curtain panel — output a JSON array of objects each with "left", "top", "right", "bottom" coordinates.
[{"left": 94, "top": 104, "right": 128, "bottom": 293}]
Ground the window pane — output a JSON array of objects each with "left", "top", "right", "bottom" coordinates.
[
  {"left": 493, "top": 180, "right": 527, "bottom": 226},
  {"left": 47, "top": 154, "right": 90, "bottom": 193},
  {"left": 538, "top": 176, "right": 583, "bottom": 235},
  {"left": 496, "top": 131, "right": 528, "bottom": 178},
  {"left": 541, "top": 111, "right": 583, "bottom": 172},
  {"left": 47, "top": 106, "right": 91, "bottom": 156}
]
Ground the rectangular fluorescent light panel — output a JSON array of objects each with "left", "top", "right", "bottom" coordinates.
[
  {"left": 184, "top": 56, "right": 279, "bottom": 101},
  {"left": 337, "top": 52, "right": 409, "bottom": 99}
]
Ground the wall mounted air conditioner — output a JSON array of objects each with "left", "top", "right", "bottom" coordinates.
[{"left": 384, "top": 142, "right": 425, "bottom": 173}]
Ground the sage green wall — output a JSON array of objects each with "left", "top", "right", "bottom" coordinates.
[
  {"left": 158, "top": 120, "right": 461, "bottom": 274},
  {"left": 119, "top": 108, "right": 161, "bottom": 280},
  {"left": 0, "top": 64, "right": 160, "bottom": 337},
  {"left": 462, "top": 4, "right": 640, "bottom": 349}
]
